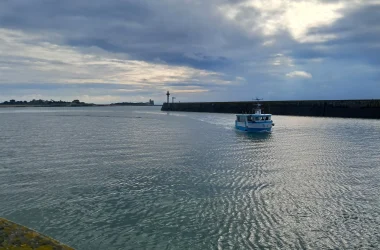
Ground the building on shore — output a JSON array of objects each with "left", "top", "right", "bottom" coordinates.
[{"left": 111, "top": 99, "right": 155, "bottom": 106}]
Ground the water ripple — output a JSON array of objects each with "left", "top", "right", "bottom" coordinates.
[{"left": 0, "top": 107, "right": 379, "bottom": 249}]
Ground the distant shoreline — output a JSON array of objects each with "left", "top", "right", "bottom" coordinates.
[
  {"left": 0, "top": 104, "right": 161, "bottom": 108},
  {"left": 0, "top": 105, "right": 95, "bottom": 108}
]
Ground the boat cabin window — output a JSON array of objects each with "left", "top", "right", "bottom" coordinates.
[
  {"left": 251, "top": 115, "right": 271, "bottom": 121},
  {"left": 237, "top": 116, "right": 245, "bottom": 122}
]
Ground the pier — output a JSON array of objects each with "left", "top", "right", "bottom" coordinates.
[{"left": 161, "top": 99, "right": 380, "bottom": 119}]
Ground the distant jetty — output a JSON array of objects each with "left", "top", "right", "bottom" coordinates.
[
  {"left": 161, "top": 99, "right": 380, "bottom": 119},
  {"left": 0, "top": 217, "right": 74, "bottom": 249}
]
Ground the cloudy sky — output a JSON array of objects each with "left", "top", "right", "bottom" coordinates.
[{"left": 1, "top": 0, "right": 379, "bottom": 104}]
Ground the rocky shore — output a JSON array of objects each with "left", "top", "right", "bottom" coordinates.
[{"left": 0, "top": 218, "right": 74, "bottom": 250}]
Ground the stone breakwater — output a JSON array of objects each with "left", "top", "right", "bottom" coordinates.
[
  {"left": 0, "top": 217, "right": 74, "bottom": 250},
  {"left": 161, "top": 100, "right": 380, "bottom": 119}
]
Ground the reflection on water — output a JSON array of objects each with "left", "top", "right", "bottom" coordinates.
[
  {"left": 234, "top": 130, "right": 273, "bottom": 141},
  {"left": 0, "top": 106, "right": 379, "bottom": 250}
]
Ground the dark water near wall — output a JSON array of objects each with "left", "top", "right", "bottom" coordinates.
[{"left": 1, "top": 106, "right": 380, "bottom": 249}]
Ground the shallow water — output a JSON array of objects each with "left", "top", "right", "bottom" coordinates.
[{"left": 0, "top": 106, "right": 379, "bottom": 249}]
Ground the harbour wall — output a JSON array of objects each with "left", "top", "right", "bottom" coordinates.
[{"left": 161, "top": 100, "right": 380, "bottom": 119}]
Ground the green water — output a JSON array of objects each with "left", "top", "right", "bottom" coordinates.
[{"left": 0, "top": 106, "right": 379, "bottom": 249}]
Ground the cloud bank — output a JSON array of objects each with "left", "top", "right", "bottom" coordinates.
[{"left": 0, "top": 0, "right": 379, "bottom": 103}]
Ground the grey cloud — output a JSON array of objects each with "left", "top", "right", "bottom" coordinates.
[
  {"left": 292, "top": 4, "right": 380, "bottom": 65},
  {"left": 0, "top": 0, "right": 380, "bottom": 101},
  {"left": 0, "top": 0, "right": 263, "bottom": 69}
]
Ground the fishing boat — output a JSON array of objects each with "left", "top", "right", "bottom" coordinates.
[{"left": 235, "top": 99, "right": 274, "bottom": 132}]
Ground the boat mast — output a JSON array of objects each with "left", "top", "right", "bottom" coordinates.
[{"left": 253, "top": 98, "right": 263, "bottom": 114}]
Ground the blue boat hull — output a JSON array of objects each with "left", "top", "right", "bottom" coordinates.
[{"left": 235, "top": 125, "right": 272, "bottom": 133}]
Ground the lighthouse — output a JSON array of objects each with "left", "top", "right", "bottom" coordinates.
[{"left": 166, "top": 91, "right": 170, "bottom": 104}]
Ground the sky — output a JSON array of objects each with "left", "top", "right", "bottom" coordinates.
[{"left": 0, "top": 0, "right": 380, "bottom": 104}]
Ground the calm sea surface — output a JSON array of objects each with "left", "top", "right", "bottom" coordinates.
[{"left": 0, "top": 106, "right": 380, "bottom": 249}]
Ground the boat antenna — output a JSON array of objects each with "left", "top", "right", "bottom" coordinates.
[
  {"left": 253, "top": 97, "right": 263, "bottom": 114},
  {"left": 253, "top": 98, "right": 263, "bottom": 106}
]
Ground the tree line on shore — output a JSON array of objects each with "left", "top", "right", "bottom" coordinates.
[{"left": 0, "top": 99, "right": 92, "bottom": 106}]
